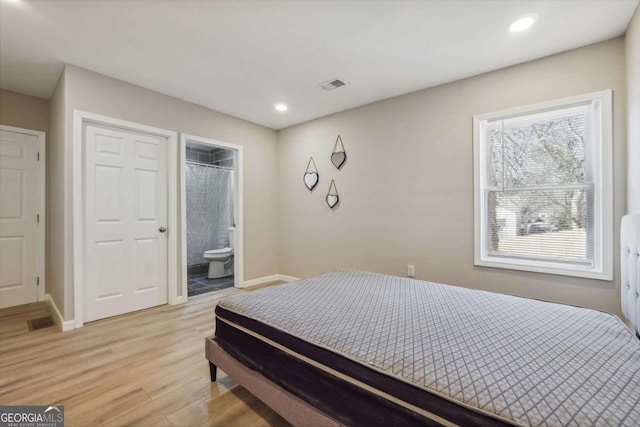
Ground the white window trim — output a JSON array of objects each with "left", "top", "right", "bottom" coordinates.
[{"left": 473, "top": 90, "right": 613, "bottom": 281}]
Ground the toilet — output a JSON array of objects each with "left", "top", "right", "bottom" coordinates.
[{"left": 203, "top": 227, "right": 235, "bottom": 279}]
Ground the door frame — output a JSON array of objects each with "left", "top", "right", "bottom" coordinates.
[
  {"left": 179, "top": 134, "right": 244, "bottom": 298},
  {"left": 73, "top": 111, "right": 178, "bottom": 328},
  {"left": 0, "top": 124, "right": 46, "bottom": 303}
]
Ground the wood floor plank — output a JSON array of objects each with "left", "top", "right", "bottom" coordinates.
[
  {"left": 0, "top": 287, "right": 291, "bottom": 427},
  {"left": 169, "top": 385, "right": 287, "bottom": 427}
]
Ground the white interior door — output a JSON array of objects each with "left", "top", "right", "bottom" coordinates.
[
  {"left": 84, "top": 122, "right": 168, "bottom": 322},
  {"left": 0, "top": 129, "right": 40, "bottom": 308}
]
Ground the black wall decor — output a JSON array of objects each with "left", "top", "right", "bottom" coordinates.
[
  {"left": 331, "top": 135, "right": 347, "bottom": 169},
  {"left": 303, "top": 157, "right": 319, "bottom": 191},
  {"left": 326, "top": 179, "right": 339, "bottom": 208}
]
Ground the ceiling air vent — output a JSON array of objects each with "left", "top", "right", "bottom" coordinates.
[{"left": 319, "top": 78, "right": 347, "bottom": 91}]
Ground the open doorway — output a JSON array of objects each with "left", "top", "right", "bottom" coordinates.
[{"left": 180, "top": 134, "right": 243, "bottom": 299}]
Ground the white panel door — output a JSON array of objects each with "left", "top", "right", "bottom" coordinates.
[
  {"left": 0, "top": 130, "right": 39, "bottom": 308},
  {"left": 84, "top": 123, "right": 168, "bottom": 322}
]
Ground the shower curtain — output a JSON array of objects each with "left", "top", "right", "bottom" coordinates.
[{"left": 186, "top": 163, "right": 234, "bottom": 266}]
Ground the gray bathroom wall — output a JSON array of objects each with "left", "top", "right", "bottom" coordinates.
[
  {"left": 186, "top": 146, "right": 234, "bottom": 168},
  {"left": 186, "top": 162, "right": 234, "bottom": 267}
]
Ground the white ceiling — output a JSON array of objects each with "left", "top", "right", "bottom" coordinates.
[{"left": 0, "top": 0, "right": 637, "bottom": 130}]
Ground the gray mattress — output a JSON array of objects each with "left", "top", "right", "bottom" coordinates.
[{"left": 218, "top": 270, "right": 640, "bottom": 426}]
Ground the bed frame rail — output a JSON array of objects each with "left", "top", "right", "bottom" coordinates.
[{"left": 205, "top": 337, "right": 342, "bottom": 427}]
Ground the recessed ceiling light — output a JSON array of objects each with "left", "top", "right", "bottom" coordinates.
[
  {"left": 509, "top": 16, "right": 536, "bottom": 33},
  {"left": 274, "top": 103, "right": 288, "bottom": 112}
]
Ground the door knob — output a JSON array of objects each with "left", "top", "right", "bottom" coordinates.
[{"left": 159, "top": 226, "right": 167, "bottom": 233}]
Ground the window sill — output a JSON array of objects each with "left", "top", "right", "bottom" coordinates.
[{"left": 474, "top": 257, "right": 612, "bottom": 281}]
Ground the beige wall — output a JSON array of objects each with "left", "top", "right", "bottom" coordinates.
[
  {"left": 627, "top": 6, "right": 640, "bottom": 213},
  {"left": 47, "top": 71, "right": 67, "bottom": 313},
  {"left": 22, "top": 33, "right": 634, "bottom": 321},
  {"left": 0, "top": 89, "right": 49, "bottom": 133},
  {"left": 278, "top": 38, "right": 627, "bottom": 315},
  {"left": 51, "top": 65, "right": 279, "bottom": 320}
]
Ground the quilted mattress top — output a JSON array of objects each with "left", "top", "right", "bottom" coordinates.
[{"left": 219, "top": 270, "right": 640, "bottom": 426}]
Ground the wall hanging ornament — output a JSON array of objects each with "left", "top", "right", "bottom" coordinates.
[
  {"left": 303, "top": 157, "right": 319, "bottom": 191},
  {"left": 331, "top": 135, "right": 347, "bottom": 169},
  {"left": 326, "top": 179, "right": 340, "bottom": 208}
]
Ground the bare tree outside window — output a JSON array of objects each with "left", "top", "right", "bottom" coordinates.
[{"left": 487, "top": 112, "right": 590, "bottom": 262}]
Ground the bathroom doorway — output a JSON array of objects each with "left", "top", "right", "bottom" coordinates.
[{"left": 180, "top": 134, "right": 243, "bottom": 299}]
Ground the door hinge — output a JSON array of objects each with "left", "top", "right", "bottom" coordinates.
[
  {"left": 37, "top": 214, "right": 40, "bottom": 223},
  {"left": 37, "top": 276, "right": 40, "bottom": 286},
  {"left": 37, "top": 152, "right": 40, "bottom": 161}
]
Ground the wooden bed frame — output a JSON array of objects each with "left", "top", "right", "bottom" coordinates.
[{"left": 207, "top": 213, "right": 640, "bottom": 426}]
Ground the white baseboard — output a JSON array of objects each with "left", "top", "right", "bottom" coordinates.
[
  {"left": 169, "top": 295, "right": 187, "bottom": 305},
  {"left": 277, "top": 274, "right": 300, "bottom": 283},
  {"left": 239, "top": 274, "right": 300, "bottom": 289},
  {"left": 46, "top": 294, "right": 75, "bottom": 331}
]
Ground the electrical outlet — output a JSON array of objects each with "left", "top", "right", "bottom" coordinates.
[{"left": 407, "top": 265, "right": 415, "bottom": 277}]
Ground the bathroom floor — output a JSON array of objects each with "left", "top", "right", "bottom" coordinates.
[{"left": 187, "top": 273, "right": 234, "bottom": 297}]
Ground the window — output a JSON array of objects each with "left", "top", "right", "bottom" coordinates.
[{"left": 473, "top": 91, "right": 612, "bottom": 280}]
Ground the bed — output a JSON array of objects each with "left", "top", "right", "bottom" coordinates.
[{"left": 206, "top": 214, "right": 640, "bottom": 426}]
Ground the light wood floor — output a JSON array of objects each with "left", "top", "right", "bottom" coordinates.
[{"left": 0, "top": 286, "right": 291, "bottom": 427}]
